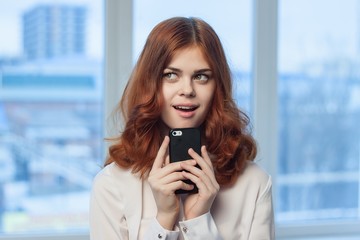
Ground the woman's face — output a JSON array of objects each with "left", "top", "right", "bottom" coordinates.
[{"left": 160, "top": 46, "right": 216, "bottom": 130}]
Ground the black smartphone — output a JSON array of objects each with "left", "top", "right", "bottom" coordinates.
[{"left": 169, "top": 127, "right": 201, "bottom": 194}]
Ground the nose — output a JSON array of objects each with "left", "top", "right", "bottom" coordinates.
[{"left": 179, "top": 79, "right": 195, "bottom": 97}]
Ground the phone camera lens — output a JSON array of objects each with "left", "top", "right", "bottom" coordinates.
[{"left": 172, "top": 130, "right": 182, "bottom": 136}]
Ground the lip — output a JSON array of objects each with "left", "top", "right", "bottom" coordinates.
[{"left": 172, "top": 104, "right": 199, "bottom": 118}]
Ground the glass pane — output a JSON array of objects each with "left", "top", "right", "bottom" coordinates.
[
  {"left": 133, "top": 0, "right": 252, "bottom": 113},
  {"left": 0, "top": 0, "right": 104, "bottom": 234},
  {"left": 278, "top": 0, "right": 360, "bottom": 223}
]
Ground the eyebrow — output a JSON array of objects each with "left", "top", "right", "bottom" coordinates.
[{"left": 165, "top": 66, "right": 212, "bottom": 74}]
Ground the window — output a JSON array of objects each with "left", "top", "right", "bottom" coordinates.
[
  {"left": 277, "top": 0, "right": 360, "bottom": 236},
  {"left": 0, "top": 0, "right": 103, "bottom": 236},
  {"left": 2, "top": 0, "right": 359, "bottom": 239}
]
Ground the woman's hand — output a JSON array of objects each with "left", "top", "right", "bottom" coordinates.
[
  {"left": 148, "top": 136, "right": 197, "bottom": 230},
  {"left": 181, "top": 146, "right": 220, "bottom": 220}
]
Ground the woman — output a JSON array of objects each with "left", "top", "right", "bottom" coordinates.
[{"left": 90, "top": 17, "right": 274, "bottom": 240}]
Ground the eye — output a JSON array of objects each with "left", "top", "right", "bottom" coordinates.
[
  {"left": 194, "top": 74, "right": 209, "bottom": 82},
  {"left": 162, "top": 72, "right": 178, "bottom": 81}
]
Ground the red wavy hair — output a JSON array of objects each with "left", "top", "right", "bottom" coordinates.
[{"left": 105, "top": 17, "right": 257, "bottom": 187}]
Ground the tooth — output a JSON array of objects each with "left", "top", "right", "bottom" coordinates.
[{"left": 178, "top": 106, "right": 192, "bottom": 109}]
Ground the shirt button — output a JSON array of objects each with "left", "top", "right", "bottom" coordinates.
[
  {"left": 182, "top": 226, "right": 188, "bottom": 233},
  {"left": 158, "top": 233, "right": 163, "bottom": 239}
]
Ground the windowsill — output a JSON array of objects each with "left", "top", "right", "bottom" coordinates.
[
  {"left": 281, "top": 237, "right": 360, "bottom": 240},
  {"left": 276, "top": 220, "right": 360, "bottom": 240},
  {"left": 0, "top": 233, "right": 89, "bottom": 240}
]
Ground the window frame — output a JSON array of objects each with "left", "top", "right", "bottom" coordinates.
[{"left": 1, "top": 0, "right": 359, "bottom": 239}]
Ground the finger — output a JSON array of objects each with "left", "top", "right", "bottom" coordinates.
[
  {"left": 152, "top": 136, "right": 170, "bottom": 170},
  {"left": 151, "top": 172, "right": 195, "bottom": 195},
  {"left": 188, "top": 148, "right": 212, "bottom": 171},
  {"left": 156, "top": 159, "right": 196, "bottom": 178},
  {"left": 181, "top": 163, "right": 212, "bottom": 186},
  {"left": 156, "top": 171, "right": 187, "bottom": 186},
  {"left": 181, "top": 170, "right": 209, "bottom": 192},
  {"left": 198, "top": 146, "right": 218, "bottom": 187},
  {"left": 201, "top": 146, "right": 212, "bottom": 167},
  {"left": 164, "top": 155, "right": 170, "bottom": 166},
  {"left": 182, "top": 159, "right": 219, "bottom": 191},
  {"left": 166, "top": 180, "right": 195, "bottom": 193},
  {"left": 182, "top": 167, "right": 219, "bottom": 196}
]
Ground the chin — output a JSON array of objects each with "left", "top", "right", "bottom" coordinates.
[
  {"left": 171, "top": 122, "right": 202, "bottom": 130},
  {"left": 161, "top": 118, "right": 203, "bottom": 130}
]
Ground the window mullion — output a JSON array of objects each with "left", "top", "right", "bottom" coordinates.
[
  {"left": 252, "top": 0, "right": 278, "bottom": 191},
  {"left": 104, "top": 0, "right": 133, "bottom": 140}
]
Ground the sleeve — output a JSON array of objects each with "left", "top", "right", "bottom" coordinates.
[
  {"left": 89, "top": 172, "right": 129, "bottom": 240},
  {"left": 179, "top": 212, "right": 223, "bottom": 240},
  {"left": 248, "top": 176, "right": 275, "bottom": 240},
  {"left": 143, "top": 218, "right": 180, "bottom": 240}
]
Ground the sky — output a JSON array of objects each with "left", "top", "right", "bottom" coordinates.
[{"left": 0, "top": 0, "right": 359, "bottom": 72}]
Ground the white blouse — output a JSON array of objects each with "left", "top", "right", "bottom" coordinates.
[{"left": 90, "top": 160, "right": 275, "bottom": 240}]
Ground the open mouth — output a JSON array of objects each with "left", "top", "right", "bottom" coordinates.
[{"left": 173, "top": 105, "right": 199, "bottom": 112}]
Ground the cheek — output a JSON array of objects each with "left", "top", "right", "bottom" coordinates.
[
  {"left": 204, "top": 85, "right": 216, "bottom": 107},
  {"left": 161, "top": 88, "right": 170, "bottom": 106},
  {"left": 161, "top": 87, "right": 175, "bottom": 115},
  {"left": 161, "top": 84, "right": 175, "bottom": 102},
  {"left": 204, "top": 97, "right": 214, "bottom": 114}
]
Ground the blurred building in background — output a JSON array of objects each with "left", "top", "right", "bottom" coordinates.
[{"left": 23, "top": 5, "right": 86, "bottom": 60}]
